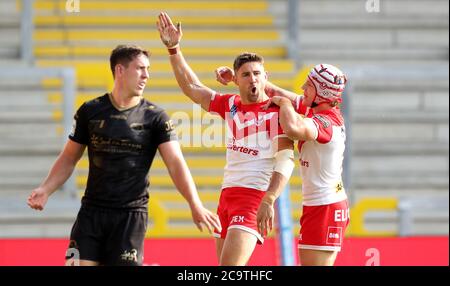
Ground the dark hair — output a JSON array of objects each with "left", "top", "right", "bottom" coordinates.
[
  {"left": 233, "top": 52, "right": 264, "bottom": 72},
  {"left": 110, "top": 45, "right": 149, "bottom": 78}
]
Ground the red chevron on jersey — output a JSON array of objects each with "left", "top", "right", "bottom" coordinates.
[
  {"left": 225, "top": 111, "right": 278, "bottom": 140},
  {"left": 208, "top": 93, "right": 286, "bottom": 192},
  {"left": 210, "top": 93, "right": 282, "bottom": 141}
]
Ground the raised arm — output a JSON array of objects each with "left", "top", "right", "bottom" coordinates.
[
  {"left": 256, "top": 136, "right": 295, "bottom": 236},
  {"left": 272, "top": 96, "right": 317, "bottom": 141},
  {"left": 158, "top": 140, "right": 221, "bottom": 233},
  {"left": 265, "top": 81, "right": 300, "bottom": 103},
  {"left": 157, "top": 12, "right": 215, "bottom": 111},
  {"left": 27, "top": 140, "right": 85, "bottom": 210}
]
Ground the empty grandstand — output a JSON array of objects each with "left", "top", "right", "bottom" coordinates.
[{"left": 0, "top": 0, "right": 448, "bottom": 265}]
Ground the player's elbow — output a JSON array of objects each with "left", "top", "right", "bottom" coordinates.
[
  {"left": 283, "top": 122, "right": 306, "bottom": 141},
  {"left": 179, "top": 89, "right": 200, "bottom": 105},
  {"left": 185, "top": 84, "right": 205, "bottom": 105}
]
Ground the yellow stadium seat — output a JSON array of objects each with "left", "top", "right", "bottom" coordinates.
[
  {"left": 34, "top": 1, "right": 268, "bottom": 11},
  {"left": 35, "top": 15, "right": 273, "bottom": 27},
  {"left": 34, "top": 30, "right": 280, "bottom": 42},
  {"left": 35, "top": 46, "right": 286, "bottom": 58}
]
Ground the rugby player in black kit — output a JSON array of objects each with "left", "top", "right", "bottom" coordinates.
[{"left": 27, "top": 45, "right": 221, "bottom": 266}]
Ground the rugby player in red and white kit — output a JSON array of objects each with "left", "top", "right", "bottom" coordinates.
[
  {"left": 216, "top": 64, "right": 350, "bottom": 266},
  {"left": 157, "top": 12, "right": 295, "bottom": 266}
]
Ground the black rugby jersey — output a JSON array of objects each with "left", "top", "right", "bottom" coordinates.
[{"left": 69, "top": 93, "right": 176, "bottom": 210}]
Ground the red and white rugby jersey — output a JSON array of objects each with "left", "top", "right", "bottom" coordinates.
[
  {"left": 209, "top": 93, "right": 286, "bottom": 192},
  {"left": 295, "top": 96, "right": 348, "bottom": 206}
]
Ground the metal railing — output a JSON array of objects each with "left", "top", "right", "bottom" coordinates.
[
  {"left": 276, "top": 186, "right": 296, "bottom": 266},
  {"left": 20, "top": 0, "right": 34, "bottom": 65},
  {"left": 287, "top": 0, "right": 300, "bottom": 67}
]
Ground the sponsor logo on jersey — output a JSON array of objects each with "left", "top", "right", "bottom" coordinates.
[
  {"left": 121, "top": 249, "right": 138, "bottom": 262},
  {"left": 336, "top": 182, "right": 344, "bottom": 193},
  {"left": 313, "top": 114, "right": 330, "bottom": 129},
  {"left": 230, "top": 104, "right": 238, "bottom": 118},
  {"left": 231, "top": 215, "right": 245, "bottom": 223},
  {"left": 227, "top": 143, "right": 259, "bottom": 156},
  {"left": 326, "top": 226, "right": 343, "bottom": 245}
]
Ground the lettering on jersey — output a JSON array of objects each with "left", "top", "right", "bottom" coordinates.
[
  {"left": 300, "top": 159, "right": 309, "bottom": 168},
  {"left": 328, "top": 232, "right": 340, "bottom": 239},
  {"left": 227, "top": 138, "right": 259, "bottom": 156},
  {"left": 326, "top": 226, "right": 343, "bottom": 245},
  {"left": 164, "top": 120, "right": 175, "bottom": 132},
  {"left": 313, "top": 115, "right": 330, "bottom": 129},
  {"left": 231, "top": 215, "right": 245, "bottom": 223},
  {"left": 334, "top": 208, "right": 349, "bottom": 222},
  {"left": 227, "top": 144, "right": 259, "bottom": 156},
  {"left": 90, "top": 134, "right": 143, "bottom": 153},
  {"left": 89, "top": 119, "right": 105, "bottom": 129}
]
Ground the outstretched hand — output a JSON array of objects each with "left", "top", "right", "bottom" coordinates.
[
  {"left": 215, "top": 66, "right": 234, "bottom": 85},
  {"left": 157, "top": 12, "right": 182, "bottom": 48},
  {"left": 27, "top": 188, "right": 49, "bottom": 211},
  {"left": 190, "top": 203, "right": 222, "bottom": 234},
  {"left": 262, "top": 96, "right": 290, "bottom": 110},
  {"left": 256, "top": 201, "right": 274, "bottom": 237}
]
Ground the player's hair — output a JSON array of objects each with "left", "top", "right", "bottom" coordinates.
[
  {"left": 110, "top": 45, "right": 149, "bottom": 78},
  {"left": 233, "top": 52, "right": 264, "bottom": 72}
]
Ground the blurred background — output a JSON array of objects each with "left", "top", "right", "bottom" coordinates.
[{"left": 0, "top": 0, "right": 448, "bottom": 266}]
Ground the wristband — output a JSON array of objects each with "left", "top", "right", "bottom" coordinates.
[{"left": 168, "top": 45, "right": 180, "bottom": 55}]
